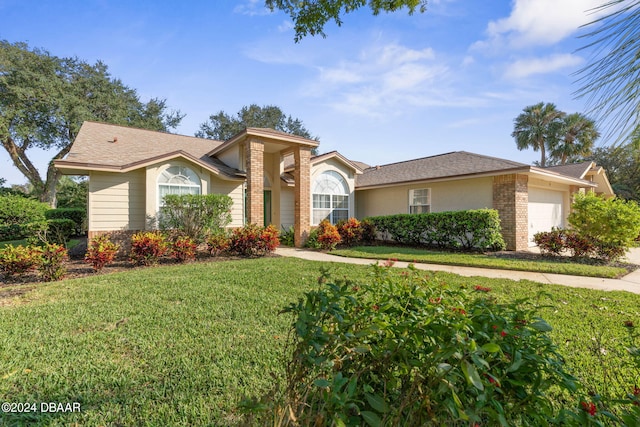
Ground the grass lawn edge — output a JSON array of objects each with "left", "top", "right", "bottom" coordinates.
[{"left": 330, "top": 246, "right": 630, "bottom": 279}]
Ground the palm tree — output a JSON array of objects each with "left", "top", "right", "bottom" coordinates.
[
  {"left": 512, "top": 102, "right": 566, "bottom": 167},
  {"left": 575, "top": 0, "right": 640, "bottom": 144},
  {"left": 549, "top": 113, "right": 600, "bottom": 165}
]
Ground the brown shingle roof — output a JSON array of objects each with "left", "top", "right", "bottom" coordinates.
[
  {"left": 56, "top": 121, "right": 243, "bottom": 178},
  {"left": 355, "top": 151, "right": 529, "bottom": 188},
  {"left": 543, "top": 162, "right": 592, "bottom": 179}
]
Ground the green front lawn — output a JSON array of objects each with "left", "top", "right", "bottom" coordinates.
[
  {"left": 0, "top": 258, "right": 638, "bottom": 425},
  {"left": 332, "top": 245, "right": 631, "bottom": 278}
]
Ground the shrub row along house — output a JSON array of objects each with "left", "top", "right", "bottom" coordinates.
[{"left": 54, "top": 121, "right": 614, "bottom": 251}]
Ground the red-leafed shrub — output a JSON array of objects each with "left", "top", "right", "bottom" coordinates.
[
  {"left": 317, "top": 220, "right": 341, "bottom": 251},
  {"left": 564, "top": 231, "right": 595, "bottom": 258},
  {"left": 130, "top": 231, "right": 168, "bottom": 266},
  {"left": 359, "top": 218, "right": 377, "bottom": 244},
  {"left": 0, "top": 244, "right": 41, "bottom": 276},
  {"left": 85, "top": 234, "right": 119, "bottom": 272},
  {"left": 533, "top": 228, "right": 565, "bottom": 256},
  {"left": 206, "top": 232, "right": 230, "bottom": 256},
  {"left": 336, "top": 217, "right": 362, "bottom": 247},
  {"left": 229, "top": 224, "right": 280, "bottom": 257},
  {"left": 39, "top": 243, "right": 68, "bottom": 282},
  {"left": 171, "top": 235, "right": 197, "bottom": 263}
]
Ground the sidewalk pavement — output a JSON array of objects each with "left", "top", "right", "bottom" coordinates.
[{"left": 275, "top": 247, "right": 640, "bottom": 295}]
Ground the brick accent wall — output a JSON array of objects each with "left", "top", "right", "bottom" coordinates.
[
  {"left": 493, "top": 174, "right": 529, "bottom": 251},
  {"left": 246, "top": 139, "right": 264, "bottom": 226},
  {"left": 294, "top": 147, "right": 311, "bottom": 247}
]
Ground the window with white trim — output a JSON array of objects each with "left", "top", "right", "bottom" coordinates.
[
  {"left": 409, "top": 188, "right": 430, "bottom": 213},
  {"left": 312, "top": 171, "right": 349, "bottom": 224},
  {"left": 158, "top": 166, "right": 201, "bottom": 207}
]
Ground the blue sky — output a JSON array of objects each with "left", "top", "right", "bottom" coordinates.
[{"left": 0, "top": 0, "right": 615, "bottom": 185}]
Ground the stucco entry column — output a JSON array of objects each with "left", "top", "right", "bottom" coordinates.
[
  {"left": 246, "top": 138, "right": 264, "bottom": 226},
  {"left": 294, "top": 146, "right": 311, "bottom": 247},
  {"left": 493, "top": 174, "right": 528, "bottom": 251}
]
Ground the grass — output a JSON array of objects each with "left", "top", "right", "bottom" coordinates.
[
  {"left": 1, "top": 257, "right": 639, "bottom": 425},
  {"left": 332, "top": 245, "right": 630, "bottom": 278}
]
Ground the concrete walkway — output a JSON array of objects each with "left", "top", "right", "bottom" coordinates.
[{"left": 275, "top": 247, "right": 640, "bottom": 295}]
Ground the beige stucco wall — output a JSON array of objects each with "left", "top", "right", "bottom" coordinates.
[
  {"left": 356, "top": 177, "right": 494, "bottom": 218},
  {"left": 310, "top": 158, "right": 356, "bottom": 225},
  {"left": 88, "top": 170, "right": 146, "bottom": 231},
  {"left": 217, "top": 144, "right": 243, "bottom": 171}
]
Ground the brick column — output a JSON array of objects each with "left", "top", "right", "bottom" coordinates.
[
  {"left": 294, "top": 146, "right": 311, "bottom": 247},
  {"left": 493, "top": 174, "right": 529, "bottom": 251},
  {"left": 246, "top": 139, "right": 264, "bottom": 226}
]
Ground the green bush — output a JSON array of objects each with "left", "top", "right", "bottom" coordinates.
[
  {"left": 304, "top": 227, "right": 321, "bottom": 249},
  {"left": 367, "top": 209, "right": 506, "bottom": 251},
  {"left": 44, "top": 219, "right": 76, "bottom": 245},
  {"left": 0, "top": 195, "right": 49, "bottom": 240},
  {"left": 159, "top": 194, "right": 233, "bottom": 242},
  {"left": 242, "top": 265, "right": 581, "bottom": 425},
  {"left": 279, "top": 226, "right": 295, "bottom": 247},
  {"left": 568, "top": 192, "right": 640, "bottom": 260},
  {"left": 45, "top": 208, "right": 86, "bottom": 235}
]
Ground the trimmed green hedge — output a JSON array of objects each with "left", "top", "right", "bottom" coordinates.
[
  {"left": 366, "top": 209, "right": 506, "bottom": 251},
  {"left": 45, "top": 208, "right": 86, "bottom": 235}
]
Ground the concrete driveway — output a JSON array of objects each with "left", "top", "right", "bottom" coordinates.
[{"left": 276, "top": 247, "right": 640, "bottom": 295}]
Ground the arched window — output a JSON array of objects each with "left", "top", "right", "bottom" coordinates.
[
  {"left": 312, "top": 170, "right": 349, "bottom": 225},
  {"left": 158, "top": 165, "right": 201, "bottom": 206}
]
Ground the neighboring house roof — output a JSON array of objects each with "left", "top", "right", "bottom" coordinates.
[
  {"left": 55, "top": 121, "right": 244, "bottom": 180},
  {"left": 544, "top": 162, "right": 594, "bottom": 179},
  {"left": 545, "top": 161, "right": 614, "bottom": 195},
  {"left": 355, "top": 151, "right": 530, "bottom": 188}
]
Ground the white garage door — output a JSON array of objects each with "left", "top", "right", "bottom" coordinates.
[{"left": 528, "top": 188, "right": 564, "bottom": 246}]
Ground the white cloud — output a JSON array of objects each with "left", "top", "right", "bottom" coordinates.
[
  {"left": 504, "top": 53, "right": 584, "bottom": 79},
  {"left": 479, "top": 0, "right": 614, "bottom": 49},
  {"left": 233, "top": 0, "right": 270, "bottom": 16},
  {"left": 304, "top": 43, "right": 458, "bottom": 116}
]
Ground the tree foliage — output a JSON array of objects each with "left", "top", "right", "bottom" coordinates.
[
  {"left": 512, "top": 103, "right": 599, "bottom": 167},
  {"left": 575, "top": 0, "right": 640, "bottom": 144},
  {"left": 0, "top": 40, "right": 183, "bottom": 206},
  {"left": 265, "top": 0, "right": 428, "bottom": 41},
  {"left": 196, "top": 104, "right": 318, "bottom": 143},
  {"left": 587, "top": 143, "right": 640, "bottom": 201}
]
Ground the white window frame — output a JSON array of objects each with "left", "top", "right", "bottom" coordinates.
[
  {"left": 157, "top": 165, "right": 201, "bottom": 211},
  {"left": 409, "top": 188, "right": 431, "bottom": 214},
  {"left": 312, "top": 170, "right": 350, "bottom": 225}
]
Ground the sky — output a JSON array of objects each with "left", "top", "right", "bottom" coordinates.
[{"left": 0, "top": 0, "right": 617, "bottom": 185}]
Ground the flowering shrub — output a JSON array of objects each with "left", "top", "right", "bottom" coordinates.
[
  {"left": 0, "top": 244, "right": 41, "bottom": 276},
  {"left": 170, "top": 235, "right": 197, "bottom": 263},
  {"left": 85, "top": 234, "right": 119, "bottom": 272},
  {"left": 38, "top": 243, "right": 68, "bottom": 282},
  {"left": 316, "top": 219, "right": 341, "bottom": 251},
  {"left": 241, "top": 264, "right": 582, "bottom": 425},
  {"left": 229, "top": 224, "right": 280, "bottom": 257},
  {"left": 336, "top": 217, "right": 362, "bottom": 247},
  {"left": 130, "top": 231, "right": 168, "bottom": 266},
  {"left": 206, "top": 232, "right": 230, "bottom": 256}
]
